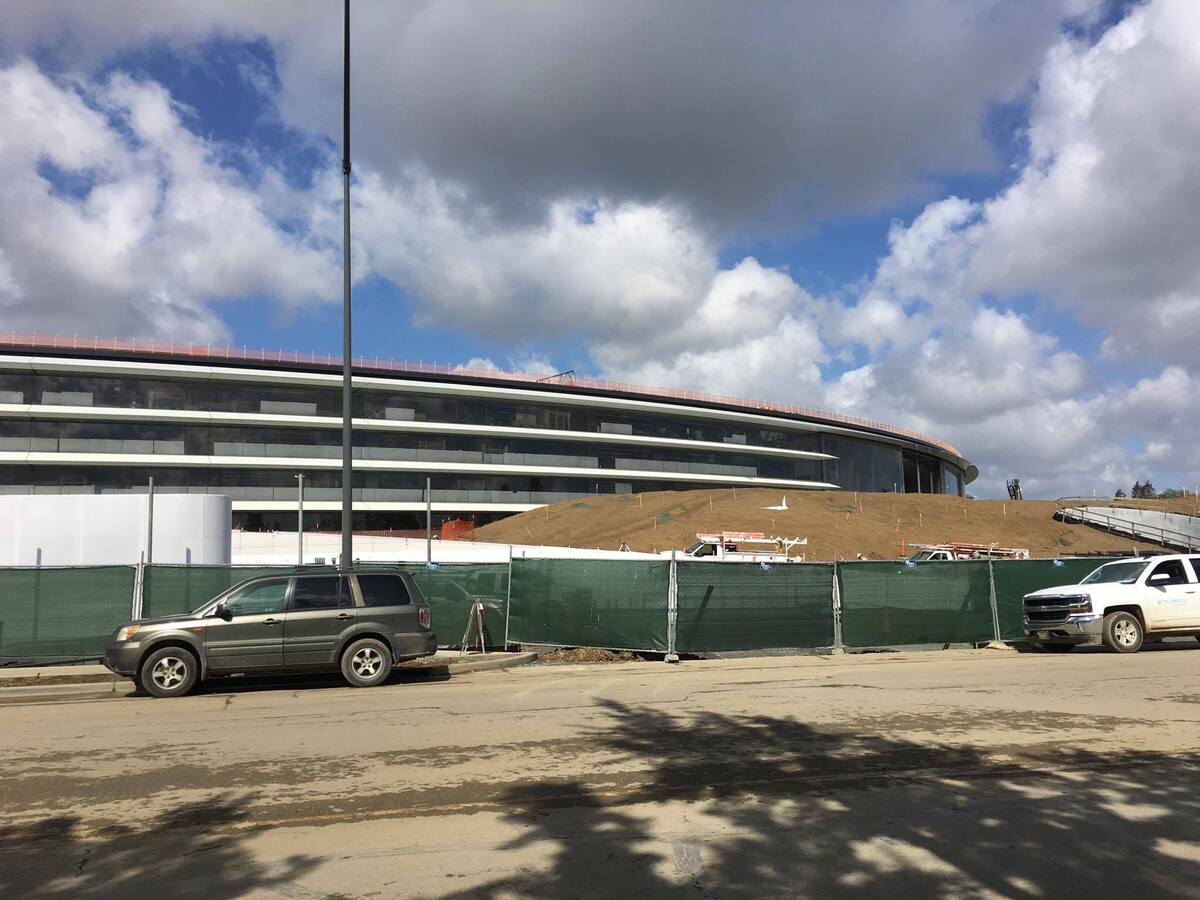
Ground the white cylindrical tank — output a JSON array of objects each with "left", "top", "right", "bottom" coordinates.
[{"left": 0, "top": 494, "right": 232, "bottom": 566}]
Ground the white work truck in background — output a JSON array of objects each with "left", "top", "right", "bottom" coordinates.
[
  {"left": 1023, "top": 554, "right": 1200, "bottom": 652},
  {"left": 674, "top": 532, "right": 808, "bottom": 563}
]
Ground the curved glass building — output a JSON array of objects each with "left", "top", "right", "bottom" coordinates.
[{"left": 0, "top": 337, "right": 975, "bottom": 531}]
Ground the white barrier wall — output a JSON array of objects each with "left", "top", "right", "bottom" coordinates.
[
  {"left": 0, "top": 494, "right": 232, "bottom": 566},
  {"left": 231, "top": 530, "right": 661, "bottom": 565}
]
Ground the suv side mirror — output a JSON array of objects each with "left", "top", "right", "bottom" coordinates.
[
  {"left": 214, "top": 601, "right": 233, "bottom": 621},
  {"left": 1149, "top": 573, "right": 1171, "bottom": 584}
]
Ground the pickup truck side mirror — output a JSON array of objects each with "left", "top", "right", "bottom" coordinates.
[
  {"left": 1148, "top": 573, "right": 1171, "bottom": 585},
  {"left": 214, "top": 601, "right": 233, "bottom": 621}
]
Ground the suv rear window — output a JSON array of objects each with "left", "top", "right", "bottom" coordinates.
[{"left": 357, "top": 574, "right": 412, "bottom": 607}]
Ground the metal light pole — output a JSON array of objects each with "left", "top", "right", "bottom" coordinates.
[
  {"left": 340, "top": 0, "right": 354, "bottom": 570},
  {"left": 426, "top": 477, "right": 433, "bottom": 564},
  {"left": 295, "top": 473, "right": 305, "bottom": 565},
  {"left": 146, "top": 476, "right": 155, "bottom": 565}
]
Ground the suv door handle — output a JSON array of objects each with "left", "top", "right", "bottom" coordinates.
[
  {"left": 335, "top": 613, "right": 354, "bottom": 620},
  {"left": 263, "top": 618, "right": 282, "bottom": 625}
]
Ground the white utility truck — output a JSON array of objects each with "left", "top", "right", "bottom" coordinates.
[
  {"left": 1023, "top": 554, "right": 1200, "bottom": 652},
  {"left": 907, "top": 542, "right": 1030, "bottom": 562},
  {"left": 675, "top": 532, "right": 807, "bottom": 563}
]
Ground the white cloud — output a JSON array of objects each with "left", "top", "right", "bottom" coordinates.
[
  {"left": 0, "top": 0, "right": 1097, "bottom": 231},
  {"left": 349, "top": 171, "right": 813, "bottom": 370},
  {"left": 859, "top": 0, "right": 1200, "bottom": 363},
  {"left": 458, "top": 354, "right": 559, "bottom": 377},
  {"left": 803, "top": 0, "right": 1200, "bottom": 497},
  {"left": 0, "top": 59, "right": 340, "bottom": 340},
  {"left": 0, "top": 249, "right": 21, "bottom": 299}
]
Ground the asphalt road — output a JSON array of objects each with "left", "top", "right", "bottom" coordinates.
[{"left": 2, "top": 645, "right": 1200, "bottom": 898}]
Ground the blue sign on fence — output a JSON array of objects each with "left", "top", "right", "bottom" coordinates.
[{"left": 425, "top": 562, "right": 440, "bottom": 571}]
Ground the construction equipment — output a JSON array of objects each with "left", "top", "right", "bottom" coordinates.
[
  {"left": 905, "top": 541, "right": 1030, "bottom": 562},
  {"left": 674, "top": 531, "right": 808, "bottom": 563}
]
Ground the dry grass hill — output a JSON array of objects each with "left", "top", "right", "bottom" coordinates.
[{"left": 474, "top": 489, "right": 1197, "bottom": 560}]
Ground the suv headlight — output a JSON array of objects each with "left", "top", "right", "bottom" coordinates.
[{"left": 115, "top": 625, "right": 140, "bottom": 642}]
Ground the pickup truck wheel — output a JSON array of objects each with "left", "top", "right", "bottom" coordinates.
[
  {"left": 139, "top": 647, "right": 199, "bottom": 697},
  {"left": 341, "top": 638, "right": 393, "bottom": 688},
  {"left": 1102, "top": 611, "right": 1143, "bottom": 653}
]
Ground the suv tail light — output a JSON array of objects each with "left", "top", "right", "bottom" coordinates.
[{"left": 418, "top": 607, "right": 430, "bottom": 629}]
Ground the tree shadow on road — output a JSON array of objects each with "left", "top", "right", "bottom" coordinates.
[
  {"left": 448, "top": 700, "right": 1200, "bottom": 898},
  {"left": 0, "top": 793, "right": 318, "bottom": 898}
]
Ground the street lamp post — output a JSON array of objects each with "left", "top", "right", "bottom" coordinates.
[
  {"left": 295, "top": 473, "right": 305, "bottom": 565},
  {"left": 340, "top": 0, "right": 354, "bottom": 570},
  {"left": 146, "top": 475, "right": 155, "bottom": 565}
]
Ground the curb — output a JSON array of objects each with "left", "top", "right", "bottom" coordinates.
[
  {"left": 0, "top": 672, "right": 122, "bottom": 688},
  {"left": 0, "top": 651, "right": 542, "bottom": 689},
  {"left": 428, "top": 650, "right": 541, "bottom": 675}
]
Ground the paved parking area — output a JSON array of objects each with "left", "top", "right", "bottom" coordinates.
[{"left": 2, "top": 645, "right": 1200, "bottom": 897}]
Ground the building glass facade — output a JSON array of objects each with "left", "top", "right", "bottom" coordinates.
[{"left": 0, "top": 347, "right": 972, "bottom": 530}]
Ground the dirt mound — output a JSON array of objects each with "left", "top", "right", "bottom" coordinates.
[
  {"left": 477, "top": 489, "right": 1178, "bottom": 560},
  {"left": 537, "top": 648, "right": 645, "bottom": 664}
]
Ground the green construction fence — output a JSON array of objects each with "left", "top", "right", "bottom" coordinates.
[
  {"left": 0, "top": 555, "right": 1146, "bottom": 662},
  {"left": 506, "top": 558, "right": 670, "bottom": 652},
  {"left": 400, "top": 563, "right": 510, "bottom": 649},
  {"left": 143, "top": 563, "right": 512, "bottom": 650},
  {"left": 0, "top": 566, "right": 136, "bottom": 659},
  {"left": 675, "top": 562, "right": 835, "bottom": 652},
  {"left": 142, "top": 565, "right": 294, "bottom": 618},
  {"left": 838, "top": 560, "right": 995, "bottom": 647},
  {"left": 990, "top": 558, "right": 1108, "bottom": 640}
]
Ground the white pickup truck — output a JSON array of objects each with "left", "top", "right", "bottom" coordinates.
[
  {"left": 674, "top": 531, "right": 807, "bottom": 563},
  {"left": 1023, "top": 554, "right": 1200, "bottom": 652}
]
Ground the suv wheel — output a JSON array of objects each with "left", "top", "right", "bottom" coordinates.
[
  {"left": 139, "top": 647, "right": 199, "bottom": 698},
  {"left": 1102, "top": 611, "right": 1144, "bottom": 653},
  {"left": 341, "top": 638, "right": 393, "bottom": 688}
]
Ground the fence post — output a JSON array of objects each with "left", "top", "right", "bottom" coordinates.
[
  {"left": 503, "top": 545, "right": 514, "bottom": 649},
  {"left": 31, "top": 548, "right": 42, "bottom": 650},
  {"left": 831, "top": 562, "right": 844, "bottom": 654},
  {"left": 665, "top": 551, "right": 679, "bottom": 662},
  {"left": 132, "top": 557, "right": 145, "bottom": 621},
  {"left": 987, "top": 559, "right": 1001, "bottom": 643}
]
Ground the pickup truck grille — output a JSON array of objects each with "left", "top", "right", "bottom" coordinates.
[{"left": 1023, "top": 594, "right": 1090, "bottom": 626}]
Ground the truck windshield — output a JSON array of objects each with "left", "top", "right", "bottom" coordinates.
[
  {"left": 909, "top": 550, "right": 938, "bottom": 562},
  {"left": 687, "top": 542, "right": 716, "bottom": 557},
  {"left": 1080, "top": 560, "right": 1149, "bottom": 584}
]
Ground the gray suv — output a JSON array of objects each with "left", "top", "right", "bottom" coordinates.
[{"left": 104, "top": 570, "right": 437, "bottom": 697}]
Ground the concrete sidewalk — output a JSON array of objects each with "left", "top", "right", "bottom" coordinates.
[{"left": 0, "top": 648, "right": 538, "bottom": 688}]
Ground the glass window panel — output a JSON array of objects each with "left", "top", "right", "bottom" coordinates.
[
  {"left": 225, "top": 579, "right": 288, "bottom": 616},
  {"left": 290, "top": 576, "right": 351, "bottom": 610},
  {"left": 357, "top": 574, "right": 412, "bottom": 607}
]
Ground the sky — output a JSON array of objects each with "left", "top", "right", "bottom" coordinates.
[{"left": 0, "top": 0, "right": 1197, "bottom": 500}]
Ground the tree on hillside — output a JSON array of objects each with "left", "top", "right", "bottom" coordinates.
[
  {"left": 1131, "top": 481, "right": 1157, "bottom": 499},
  {"left": 1156, "top": 488, "right": 1193, "bottom": 499}
]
